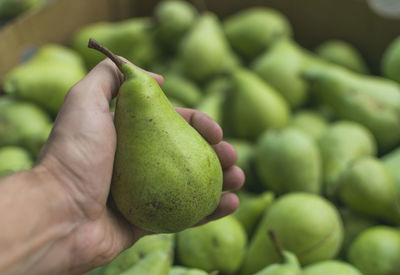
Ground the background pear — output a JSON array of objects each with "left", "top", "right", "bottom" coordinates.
[
  {"left": 0, "top": 99, "right": 52, "bottom": 155},
  {"left": 255, "top": 128, "right": 322, "bottom": 194},
  {"left": 72, "top": 18, "right": 158, "bottom": 69},
  {"left": 224, "top": 68, "right": 290, "bottom": 140},
  {"left": 119, "top": 250, "right": 172, "bottom": 275},
  {"left": 3, "top": 45, "right": 86, "bottom": 116},
  {"left": 305, "top": 65, "right": 400, "bottom": 152},
  {"left": 154, "top": 0, "right": 198, "bottom": 49},
  {"left": 348, "top": 226, "right": 400, "bottom": 275},
  {"left": 225, "top": 138, "right": 260, "bottom": 191},
  {"left": 382, "top": 147, "right": 400, "bottom": 194},
  {"left": 169, "top": 266, "right": 208, "bottom": 275},
  {"left": 103, "top": 234, "right": 174, "bottom": 275},
  {"left": 303, "top": 260, "right": 362, "bottom": 275},
  {"left": 337, "top": 157, "right": 400, "bottom": 225},
  {"left": 241, "top": 193, "right": 343, "bottom": 274},
  {"left": 290, "top": 110, "right": 328, "bottom": 140},
  {"left": 0, "top": 0, "right": 44, "bottom": 19},
  {"left": 339, "top": 208, "right": 377, "bottom": 257},
  {"left": 87, "top": 40, "right": 223, "bottom": 233},
  {"left": 317, "top": 121, "right": 377, "bottom": 197},
  {"left": 315, "top": 40, "right": 369, "bottom": 74},
  {"left": 381, "top": 36, "right": 400, "bottom": 83},
  {"left": 251, "top": 231, "right": 301, "bottom": 275},
  {"left": 177, "top": 216, "right": 247, "bottom": 275},
  {"left": 251, "top": 39, "right": 311, "bottom": 108},
  {"left": 179, "top": 12, "right": 239, "bottom": 82},
  {"left": 0, "top": 146, "right": 33, "bottom": 178},
  {"left": 161, "top": 73, "right": 202, "bottom": 107},
  {"left": 233, "top": 191, "right": 274, "bottom": 236},
  {"left": 223, "top": 8, "right": 292, "bottom": 61}
]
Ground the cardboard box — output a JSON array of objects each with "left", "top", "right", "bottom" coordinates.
[{"left": 0, "top": 0, "right": 399, "bottom": 82}]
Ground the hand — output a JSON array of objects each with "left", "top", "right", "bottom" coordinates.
[{"left": 36, "top": 59, "right": 245, "bottom": 273}]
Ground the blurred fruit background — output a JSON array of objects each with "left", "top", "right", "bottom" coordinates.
[{"left": 1, "top": 0, "right": 400, "bottom": 274}]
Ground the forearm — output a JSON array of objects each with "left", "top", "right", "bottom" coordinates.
[{"left": 0, "top": 166, "right": 82, "bottom": 275}]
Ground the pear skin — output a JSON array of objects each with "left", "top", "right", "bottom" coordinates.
[{"left": 88, "top": 39, "right": 222, "bottom": 233}]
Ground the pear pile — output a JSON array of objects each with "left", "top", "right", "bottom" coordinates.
[{"left": 2, "top": 0, "right": 400, "bottom": 274}]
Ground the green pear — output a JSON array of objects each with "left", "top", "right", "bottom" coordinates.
[
  {"left": 251, "top": 39, "right": 311, "bottom": 108},
  {"left": 179, "top": 12, "right": 239, "bottom": 82},
  {"left": 169, "top": 266, "right": 208, "bottom": 275},
  {"left": 241, "top": 193, "right": 343, "bottom": 274},
  {"left": 382, "top": 36, "right": 400, "bottom": 83},
  {"left": 3, "top": 45, "right": 86, "bottom": 116},
  {"left": 255, "top": 128, "right": 322, "bottom": 194},
  {"left": 233, "top": 191, "right": 274, "bottom": 236},
  {"left": 290, "top": 110, "right": 328, "bottom": 140},
  {"left": 252, "top": 231, "right": 301, "bottom": 275},
  {"left": 72, "top": 18, "right": 158, "bottom": 69},
  {"left": 382, "top": 147, "right": 400, "bottom": 194},
  {"left": 195, "top": 88, "right": 226, "bottom": 125},
  {"left": 119, "top": 250, "right": 172, "bottom": 275},
  {"left": 89, "top": 39, "right": 223, "bottom": 233},
  {"left": 177, "top": 216, "right": 247, "bottom": 274},
  {"left": 103, "top": 234, "right": 174, "bottom": 275},
  {"left": 0, "top": 99, "right": 52, "bottom": 154},
  {"left": 84, "top": 266, "right": 106, "bottom": 275},
  {"left": 223, "top": 8, "right": 292, "bottom": 61},
  {"left": 0, "top": 0, "right": 44, "bottom": 19},
  {"left": 168, "top": 98, "right": 186, "bottom": 108},
  {"left": 32, "top": 44, "right": 86, "bottom": 68},
  {"left": 337, "top": 157, "right": 400, "bottom": 225},
  {"left": 224, "top": 68, "right": 290, "bottom": 140},
  {"left": 0, "top": 146, "right": 33, "bottom": 178},
  {"left": 305, "top": 64, "right": 400, "bottom": 152},
  {"left": 339, "top": 208, "right": 377, "bottom": 256},
  {"left": 162, "top": 73, "right": 202, "bottom": 107},
  {"left": 348, "top": 226, "right": 400, "bottom": 275},
  {"left": 318, "top": 121, "right": 377, "bottom": 197},
  {"left": 154, "top": 0, "right": 198, "bottom": 48},
  {"left": 315, "top": 40, "right": 369, "bottom": 74},
  {"left": 224, "top": 138, "right": 260, "bottom": 191},
  {"left": 303, "top": 260, "right": 362, "bottom": 275}
]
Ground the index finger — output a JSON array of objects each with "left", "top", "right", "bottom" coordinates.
[{"left": 175, "top": 107, "right": 223, "bottom": 145}]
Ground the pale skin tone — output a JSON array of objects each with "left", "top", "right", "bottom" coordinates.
[{"left": 0, "top": 59, "right": 245, "bottom": 275}]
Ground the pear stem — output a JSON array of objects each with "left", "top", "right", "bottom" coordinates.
[
  {"left": 88, "top": 38, "right": 125, "bottom": 71},
  {"left": 268, "top": 230, "right": 285, "bottom": 263}
]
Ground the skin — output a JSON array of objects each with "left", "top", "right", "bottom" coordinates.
[{"left": 0, "top": 58, "right": 244, "bottom": 275}]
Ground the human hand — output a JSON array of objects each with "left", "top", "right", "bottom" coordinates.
[{"left": 36, "top": 58, "right": 244, "bottom": 273}]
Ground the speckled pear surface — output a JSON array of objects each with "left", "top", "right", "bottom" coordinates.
[
  {"left": 240, "top": 193, "right": 343, "bottom": 274},
  {"left": 109, "top": 57, "right": 222, "bottom": 233}
]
